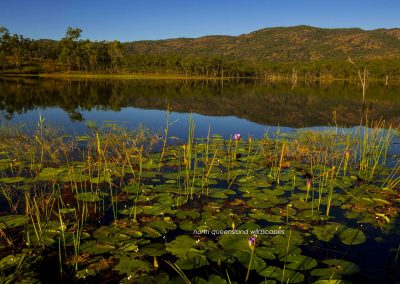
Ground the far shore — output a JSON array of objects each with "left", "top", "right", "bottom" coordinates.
[{"left": 1, "top": 72, "right": 399, "bottom": 84}]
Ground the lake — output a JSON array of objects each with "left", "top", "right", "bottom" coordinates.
[
  {"left": 1, "top": 77, "right": 400, "bottom": 139},
  {"left": 1, "top": 76, "right": 400, "bottom": 283}
]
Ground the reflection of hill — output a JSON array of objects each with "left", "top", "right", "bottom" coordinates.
[{"left": 1, "top": 77, "right": 400, "bottom": 127}]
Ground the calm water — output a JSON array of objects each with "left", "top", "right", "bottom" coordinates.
[{"left": 1, "top": 77, "right": 400, "bottom": 139}]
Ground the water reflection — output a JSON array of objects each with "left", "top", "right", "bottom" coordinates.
[{"left": 1, "top": 77, "right": 400, "bottom": 138}]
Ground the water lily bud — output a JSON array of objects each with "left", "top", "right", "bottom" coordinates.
[
  {"left": 232, "top": 221, "right": 236, "bottom": 230},
  {"left": 306, "top": 178, "right": 312, "bottom": 190},
  {"left": 345, "top": 148, "right": 351, "bottom": 159},
  {"left": 153, "top": 256, "right": 159, "bottom": 271},
  {"left": 248, "top": 236, "right": 256, "bottom": 251}
]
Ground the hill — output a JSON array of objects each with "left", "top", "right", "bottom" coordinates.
[{"left": 125, "top": 25, "right": 400, "bottom": 61}]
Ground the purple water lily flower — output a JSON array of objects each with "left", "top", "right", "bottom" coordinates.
[
  {"left": 233, "top": 133, "right": 241, "bottom": 141},
  {"left": 248, "top": 236, "right": 256, "bottom": 251}
]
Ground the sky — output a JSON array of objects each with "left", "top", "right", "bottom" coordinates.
[{"left": 0, "top": 0, "right": 399, "bottom": 42}]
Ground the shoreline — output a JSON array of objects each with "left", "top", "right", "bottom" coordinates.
[{"left": 1, "top": 72, "right": 399, "bottom": 83}]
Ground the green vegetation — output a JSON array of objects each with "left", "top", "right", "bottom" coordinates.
[
  {"left": 1, "top": 25, "right": 400, "bottom": 80},
  {"left": 0, "top": 116, "right": 399, "bottom": 283}
]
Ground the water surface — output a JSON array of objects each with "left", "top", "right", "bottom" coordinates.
[{"left": 1, "top": 77, "right": 400, "bottom": 139}]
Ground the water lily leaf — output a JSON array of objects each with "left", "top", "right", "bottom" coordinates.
[
  {"left": 314, "top": 280, "right": 350, "bottom": 284},
  {"left": 285, "top": 255, "right": 318, "bottom": 270},
  {"left": 236, "top": 251, "right": 266, "bottom": 271},
  {"left": 146, "top": 220, "right": 176, "bottom": 234},
  {"left": 121, "top": 184, "right": 141, "bottom": 194},
  {"left": 61, "top": 173, "right": 90, "bottom": 182},
  {"left": 75, "top": 268, "right": 96, "bottom": 279},
  {"left": 218, "top": 234, "right": 250, "bottom": 252},
  {"left": 180, "top": 220, "right": 196, "bottom": 231},
  {"left": 338, "top": 228, "right": 366, "bottom": 245},
  {"left": 166, "top": 235, "right": 198, "bottom": 258},
  {"left": 0, "top": 254, "right": 22, "bottom": 270},
  {"left": 247, "top": 199, "right": 274, "bottom": 209},
  {"left": 311, "top": 268, "right": 342, "bottom": 278},
  {"left": 255, "top": 246, "right": 276, "bottom": 260},
  {"left": 176, "top": 210, "right": 200, "bottom": 219},
  {"left": 141, "top": 226, "right": 162, "bottom": 238},
  {"left": 157, "top": 195, "right": 173, "bottom": 205},
  {"left": 200, "top": 218, "right": 227, "bottom": 230},
  {"left": 263, "top": 189, "right": 285, "bottom": 196},
  {"left": 141, "top": 243, "right": 166, "bottom": 256},
  {"left": 312, "top": 223, "right": 342, "bottom": 242},
  {"left": 36, "top": 167, "right": 65, "bottom": 181},
  {"left": 322, "top": 259, "right": 360, "bottom": 275},
  {"left": 175, "top": 251, "right": 208, "bottom": 270},
  {"left": 76, "top": 192, "right": 102, "bottom": 202},
  {"left": 0, "top": 159, "right": 11, "bottom": 170},
  {"left": 257, "top": 265, "right": 282, "bottom": 278},
  {"left": 207, "top": 275, "right": 227, "bottom": 284},
  {"left": 113, "top": 257, "right": 151, "bottom": 275},
  {"left": 142, "top": 203, "right": 174, "bottom": 216},
  {"left": 0, "top": 215, "right": 27, "bottom": 229},
  {"left": 81, "top": 240, "right": 115, "bottom": 255},
  {"left": 0, "top": 177, "right": 25, "bottom": 183},
  {"left": 280, "top": 270, "right": 305, "bottom": 283},
  {"left": 129, "top": 273, "right": 169, "bottom": 284}
]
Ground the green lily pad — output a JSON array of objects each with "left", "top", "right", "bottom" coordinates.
[
  {"left": 76, "top": 192, "right": 102, "bottom": 202},
  {"left": 141, "top": 243, "right": 166, "bottom": 256},
  {"left": 0, "top": 254, "right": 23, "bottom": 269},
  {"left": 113, "top": 257, "right": 151, "bottom": 275},
  {"left": 285, "top": 255, "right": 318, "bottom": 270},
  {"left": 312, "top": 223, "right": 342, "bottom": 242},
  {"left": 81, "top": 240, "right": 116, "bottom": 255},
  {"left": 322, "top": 259, "right": 360, "bottom": 275},
  {"left": 175, "top": 251, "right": 208, "bottom": 270},
  {"left": 146, "top": 220, "right": 177, "bottom": 234},
  {"left": 0, "top": 177, "right": 25, "bottom": 183},
  {"left": 166, "top": 235, "right": 198, "bottom": 258},
  {"left": 0, "top": 215, "right": 27, "bottom": 229},
  {"left": 338, "top": 228, "right": 366, "bottom": 245}
]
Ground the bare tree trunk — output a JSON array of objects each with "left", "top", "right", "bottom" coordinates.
[{"left": 291, "top": 67, "right": 297, "bottom": 89}]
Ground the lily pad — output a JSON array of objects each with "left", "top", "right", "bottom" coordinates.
[
  {"left": 0, "top": 215, "right": 27, "bottom": 229},
  {"left": 338, "top": 228, "right": 366, "bottom": 245}
]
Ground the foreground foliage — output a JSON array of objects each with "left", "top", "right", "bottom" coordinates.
[{"left": 0, "top": 120, "right": 399, "bottom": 283}]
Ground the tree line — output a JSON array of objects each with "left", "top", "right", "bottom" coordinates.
[{"left": 1, "top": 26, "right": 399, "bottom": 80}]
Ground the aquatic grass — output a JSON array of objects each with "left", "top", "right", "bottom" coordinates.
[
  {"left": 395, "top": 242, "right": 400, "bottom": 264},
  {"left": 381, "top": 159, "right": 400, "bottom": 190},
  {"left": 159, "top": 103, "right": 170, "bottom": 170},
  {"left": 326, "top": 166, "right": 336, "bottom": 217},
  {"left": 281, "top": 227, "right": 292, "bottom": 284},
  {"left": 357, "top": 117, "right": 396, "bottom": 181}
]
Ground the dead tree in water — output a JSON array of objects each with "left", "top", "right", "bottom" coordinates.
[
  {"left": 348, "top": 56, "right": 368, "bottom": 103},
  {"left": 291, "top": 67, "right": 298, "bottom": 89},
  {"left": 348, "top": 56, "right": 368, "bottom": 126}
]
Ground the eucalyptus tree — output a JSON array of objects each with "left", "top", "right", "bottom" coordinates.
[
  {"left": 107, "top": 40, "right": 124, "bottom": 72},
  {"left": 0, "top": 26, "right": 10, "bottom": 71},
  {"left": 58, "top": 27, "right": 82, "bottom": 71}
]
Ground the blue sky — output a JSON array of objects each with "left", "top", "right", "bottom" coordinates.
[{"left": 0, "top": 0, "right": 399, "bottom": 41}]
